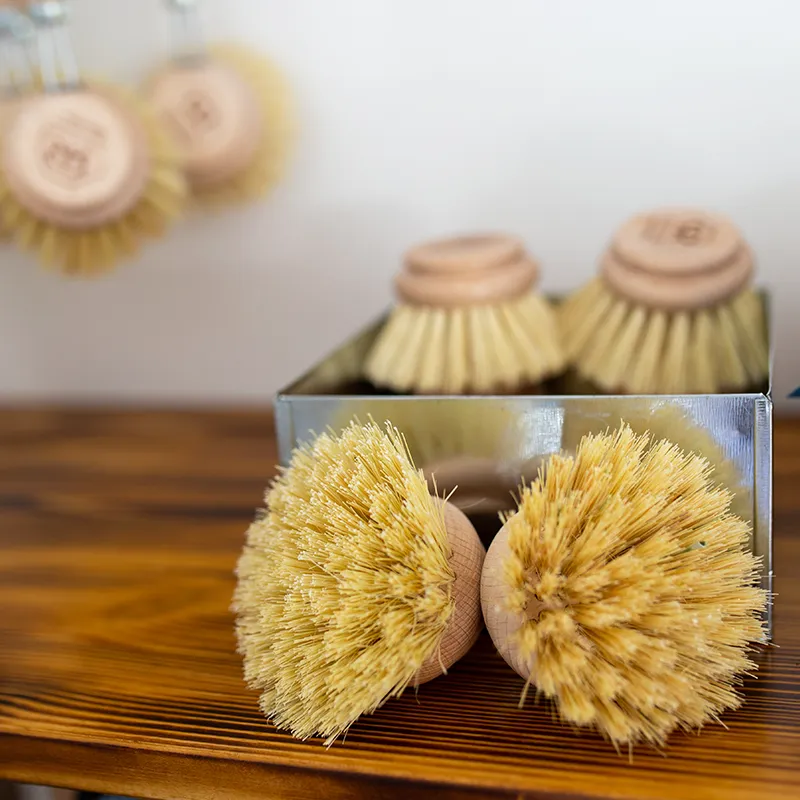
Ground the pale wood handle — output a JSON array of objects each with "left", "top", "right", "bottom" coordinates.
[
  {"left": 414, "top": 499, "right": 485, "bottom": 685},
  {"left": 602, "top": 208, "right": 754, "bottom": 310},
  {"left": 396, "top": 234, "right": 539, "bottom": 308},
  {"left": 396, "top": 256, "right": 538, "bottom": 308},
  {"left": 406, "top": 234, "right": 524, "bottom": 275}
]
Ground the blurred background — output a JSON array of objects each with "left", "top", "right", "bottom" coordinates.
[{"left": 0, "top": 0, "right": 796, "bottom": 408}]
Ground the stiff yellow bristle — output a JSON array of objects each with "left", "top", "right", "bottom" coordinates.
[
  {"left": 232, "top": 421, "right": 456, "bottom": 744},
  {"left": 562, "top": 401, "right": 753, "bottom": 523},
  {"left": 365, "top": 293, "right": 565, "bottom": 394},
  {"left": 0, "top": 82, "right": 186, "bottom": 277},
  {"left": 499, "top": 425, "right": 766, "bottom": 747},
  {"left": 559, "top": 278, "right": 769, "bottom": 393},
  {"left": 190, "top": 44, "right": 292, "bottom": 208}
]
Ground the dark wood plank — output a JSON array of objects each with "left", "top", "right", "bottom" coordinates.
[{"left": 0, "top": 408, "right": 798, "bottom": 800}]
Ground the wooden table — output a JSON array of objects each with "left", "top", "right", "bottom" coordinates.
[{"left": 0, "top": 410, "right": 798, "bottom": 800}]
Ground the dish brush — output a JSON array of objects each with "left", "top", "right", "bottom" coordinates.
[
  {"left": 233, "top": 420, "right": 485, "bottom": 743},
  {"left": 481, "top": 424, "right": 766, "bottom": 750},
  {"left": 559, "top": 208, "right": 768, "bottom": 393},
  {"left": 0, "top": 1, "right": 186, "bottom": 276},
  {"left": 364, "top": 234, "right": 565, "bottom": 395},
  {"left": 144, "top": 0, "right": 292, "bottom": 208}
]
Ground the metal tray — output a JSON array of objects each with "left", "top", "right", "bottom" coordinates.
[{"left": 275, "top": 296, "right": 774, "bottom": 637}]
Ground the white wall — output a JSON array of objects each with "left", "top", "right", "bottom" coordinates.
[{"left": 0, "top": 0, "right": 797, "bottom": 408}]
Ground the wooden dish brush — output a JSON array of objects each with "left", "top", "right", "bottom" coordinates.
[
  {"left": 559, "top": 209, "right": 768, "bottom": 394},
  {"left": 143, "top": 0, "right": 292, "bottom": 208},
  {"left": 480, "top": 424, "right": 767, "bottom": 750},
  {"left": 0, "top": 1, "right": 186, "bottom": 276},
  {"left": 233, "top": 420, "right": 485, "bottom": 744},
  {"left": 364, "top": 234, "right": 565, "bottom": 395}
]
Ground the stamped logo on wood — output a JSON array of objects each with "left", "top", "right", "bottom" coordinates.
[
  {"left": 167, "top": 89, "right": 222, "bottom": 144},
  {"left": 36, "top": 111, "right": 109, "bottom": 189},
  {"left": 1, "top": 91, "right": 150, "bottom": 228},
  {"left": 641, "top": 215, "right": 719, "bottom": 248},
  {"left": 147, "top": 61, "right": 262, "bottom": 189}
]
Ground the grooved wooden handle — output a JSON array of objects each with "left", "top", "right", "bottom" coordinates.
[
  {"left": 602, "top": 246, "right": 754, "bottom": 311},
  {"left": 602, "top": 209, "right": 754, "bottom": 310},
  {"left": 396, "top": 234, "right": 539, "bottom": 308},
  {"left": 406, "top": 235, "right": 524, "bottom": 274},
  {"left": 396, "top": 256, "right": 538, "bottom": 308}
]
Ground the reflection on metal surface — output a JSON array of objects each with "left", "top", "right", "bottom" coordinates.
[{"left": 420, "top": 454, "right": 546, "bottom": 515}]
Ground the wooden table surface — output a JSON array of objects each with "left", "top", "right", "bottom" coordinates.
[{"left": 0, "top": 409, "right": 798, "bottom": 800}]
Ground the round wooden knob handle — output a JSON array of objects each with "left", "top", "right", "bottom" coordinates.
[
  {"left": 146, "top": 60, "right": 263, "bottom": 190},
  {"left": 602, "top": 246, "right": 753, "bottom": 311},
  {"left": 480, "top": 520, "right": 532, "bottom": 680},
  {"left": 405, "top": 234, "right": 524, "bottom": 275},
  {"left": 396, "top": 256, "right": 538, "bottom": 308},
  {"left": 613, "top": 209, "right": 743, "bottom": 273},
  {"left": 602, "top": 209, "right": 754, "bottom": 310},
  {"left": 414, "top": 499, "right": 485, "bottom": 685},
  {"left": 1, "top": 89, "right": 151, "bottom": 230}
]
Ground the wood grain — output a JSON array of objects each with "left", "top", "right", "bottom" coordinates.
[{"left": 0, "top": 408, "right": 798, "bottom": 800}]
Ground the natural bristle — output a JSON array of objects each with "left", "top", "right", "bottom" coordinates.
[
  {"left": 233, "top": 421, "right": 456, "bottom": 743},
  {"left": 0, "top": 82, "right": 186, "bottom": 276},
  {"left": 483, "top": 425, "right": 766, "bottom": 748},
  {"left": 365, "top": 292, "right": 565, "bottom": 394},
  {"left": 559, "top": 278, "right": 768, "bottom": 393},
  {"left": 562, "top": 401, "right": 753, "bottom": 523}
]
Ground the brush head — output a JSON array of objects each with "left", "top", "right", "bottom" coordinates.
[
  {"left": 559, "top": 208, "right": 767, "bottom": 393},
  {"left": 481, "top": 425, "right": 766, "bottom": 748},
  {"left": 233, "top": 420, "right": 484, "bottom": 744},
  {"left": 145, "top": 44, "right": 293, "bottom": 207},
  {"left": 602, "top": 209, "right": 753, "bottom": 311},
  {"left": 0, "top": 81, "right": 186, "bottom": 275},
  {"left": 366, "top": 233, "right": 565, "bottom": 393}
]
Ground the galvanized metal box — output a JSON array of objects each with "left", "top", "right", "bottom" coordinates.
[{"left": 275, "top": 303, "right": 773, "bottom": 636}]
